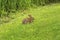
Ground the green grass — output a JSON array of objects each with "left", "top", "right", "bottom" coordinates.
[{"left": 0, "top": 3, "right": 60, "bottom": 40}]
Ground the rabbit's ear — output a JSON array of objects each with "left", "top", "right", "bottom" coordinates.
[{"left": 28, "top": 14, "right": 31, "bottom": 16}]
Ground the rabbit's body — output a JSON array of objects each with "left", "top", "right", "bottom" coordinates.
[
  {"left": 22, "top": 15, "right": 34, "bottom": 24},
  {"left": 22, "top": 18, "right": 28, "bottom": 24}
]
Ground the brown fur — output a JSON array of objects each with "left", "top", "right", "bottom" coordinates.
[{"left": 22, "top": 15, "right": 34, "bottom": 24}]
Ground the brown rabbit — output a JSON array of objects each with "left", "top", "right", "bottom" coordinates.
[{"left": 22, "top": 15, "right": 34, "bottom": 24}]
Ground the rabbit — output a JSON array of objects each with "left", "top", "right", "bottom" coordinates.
[{"left": 22, "top": 15, "right": 34, "bottom": 24}]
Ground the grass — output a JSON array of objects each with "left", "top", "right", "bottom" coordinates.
[{"left": 0, "top": 3, "right": 60, "bottom": 40}]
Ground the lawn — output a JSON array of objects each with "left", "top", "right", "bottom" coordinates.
[{"left": 0, "top": 3, "right": 60, "bottom": 40}]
